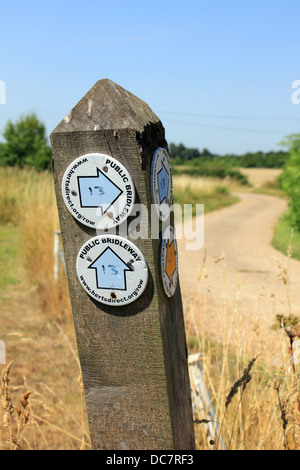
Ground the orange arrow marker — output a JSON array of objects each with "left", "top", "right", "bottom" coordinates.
[{"left": 165, "top": 241, "right": 176, "bottom": 284}]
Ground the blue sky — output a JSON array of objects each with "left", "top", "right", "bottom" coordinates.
[{"left": 0, "top": 0, "right": 300, "bottom": 154}]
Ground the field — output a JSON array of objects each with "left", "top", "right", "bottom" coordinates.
[
  {"left": 0, "top": 167, "right": 299, "bottom": 450},
  {"left": 173, "top": 174, "right": 240, "bottom": 216},
  {"left": 239, "top": 168, "right": 283, "bottom": 188}
]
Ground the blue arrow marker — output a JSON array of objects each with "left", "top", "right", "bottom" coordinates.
[
  {"left": 157, "top": 163, "right": 169, "bottom": 204},
  {"left": 78, "top": 168, "right": 123, "bottom": 214},
  {"left": 88, "top": 247, "right": 132, "bottom": 290}
]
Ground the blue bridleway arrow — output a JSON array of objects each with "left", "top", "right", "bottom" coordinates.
[
  {"left": 157, "top": 163, "right": 169, "bottom": 204},
  {"left": 88, "top": 247, "right": 132, "bottom": 290},
  {"left": 78, "top": 168, "right": 123, "bottom": 214}
]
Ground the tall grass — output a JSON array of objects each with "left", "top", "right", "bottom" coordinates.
[
  {"left": 186, "top": 251, "right": 300, "bottom": 450},
  {"left": 0, "top": 167, "right": 71, "bottom": 322},
  {"left": 0, "top": 350, "right": 90, "bottom": 450},
  {"left": 0, "top": 167, "right": 87, "bottom": 450}
]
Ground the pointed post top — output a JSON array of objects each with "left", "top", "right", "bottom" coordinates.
[{"left": 52, "top": 79, "right": 160, "bottom": 135}]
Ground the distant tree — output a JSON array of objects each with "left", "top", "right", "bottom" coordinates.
[
  {"left": 0, "top": 113, "right": 52, "bottom": 171},
  {"left": 169, "top": 143, "right": 202, "bottom": 161},
  {"left": 0, "top": 143, "right": 5, "bottom": 158},
  {"left": 201, "top": 148, "right": 212, "bottom": 157}
]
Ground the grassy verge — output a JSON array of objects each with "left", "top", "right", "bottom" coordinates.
[
  {"left": 272, "top": 211, "right": 300, "bottom": 261},
  {"left": 251, "top": 177, "right": 286, "bottom": 198},
  {"left": 243, "top": 174, "right": 300, "bottom": 260}
]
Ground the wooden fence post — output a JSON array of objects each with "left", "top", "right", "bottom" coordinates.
[
  {"left": 0, "top": 340, "right": 5, "bottom": 365},
  {"left": 50, "top": 79, "right": 195, "bottom": 450}
]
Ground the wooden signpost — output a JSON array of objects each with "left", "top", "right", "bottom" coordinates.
[{"left": 50, "top": 79, "right": 195, "bottom": 450}]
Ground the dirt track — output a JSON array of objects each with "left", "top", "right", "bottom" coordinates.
[{"left": 177, "top": 192, "right": 300, "bottom": 366}]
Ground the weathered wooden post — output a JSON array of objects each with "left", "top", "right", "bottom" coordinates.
[{"left": 50, "top": 79, "right": 195, "bottom": 450}]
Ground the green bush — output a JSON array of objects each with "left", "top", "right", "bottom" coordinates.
[
  {"left": 0, "top": 113, "right": 52, "bottom": 171},
  {"left": 280, "top": 134, "right": 300, "bottom": 231}
]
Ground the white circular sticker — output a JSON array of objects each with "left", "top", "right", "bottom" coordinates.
[
  {"left": 150, "top": 147, "right": 173, "bottom": 221},
  {"left": 76, "top": 235, "right": 148, "bottom": 306},
  {"left": 62, "top": 153, "right": 135, "bottom": 230},
  {"left": 160, "top": 226, "right": 178, "bottom": 298}
]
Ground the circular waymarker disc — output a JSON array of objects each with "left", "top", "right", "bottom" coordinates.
[
  {"left": 76, "top": 235, "right": 148, "bottom": 306},
  {"left": 62, "top": 153, "right": 135, "bottom": 230},
  {"left": 160, "top": 226, "right": 178, "bottom": 298},
  {"left": 150, "top": 147, "right": 173, "bottom": 221}
]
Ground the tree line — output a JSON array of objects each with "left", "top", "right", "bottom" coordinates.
[
  {"left": 169, "top": 142, "right": 289, "bottom": 168},
  {"left": 1, "top": 114, "right": 300, "bottom": 234},
  {"left": 170, "top": 140, "right": 300, "bottom": 233},
  {"left": 0, "top": 114, "right": 290, "bottom": 172}
]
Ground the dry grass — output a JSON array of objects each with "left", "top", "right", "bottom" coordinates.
[
  {"left": 239, "top": 168, "right": 282, "bottom": 189},
  {"left": 186, "top": 248, "right": 300, "bottom": 450},
  {"left": 173, "top": 175, "right": 240, "bottom": 216},
  {"left": 173, "top": 174, "right": 234, "bottom": 194},
  {"left": 0, "top": 167, "right": 71, "bottom": 322},
  {"left": 0, "top": 167, "right": 86, "bottom": 449},
  {"left": 0, "top": 362, "right": 31, "bottom": 450},
  {"left": 0, "top": 356, "right": 90, "bottom": 450}
]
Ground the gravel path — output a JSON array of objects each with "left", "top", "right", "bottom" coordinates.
[{"left": 177, "top": 192, "right": 300, "bottom": 366}]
